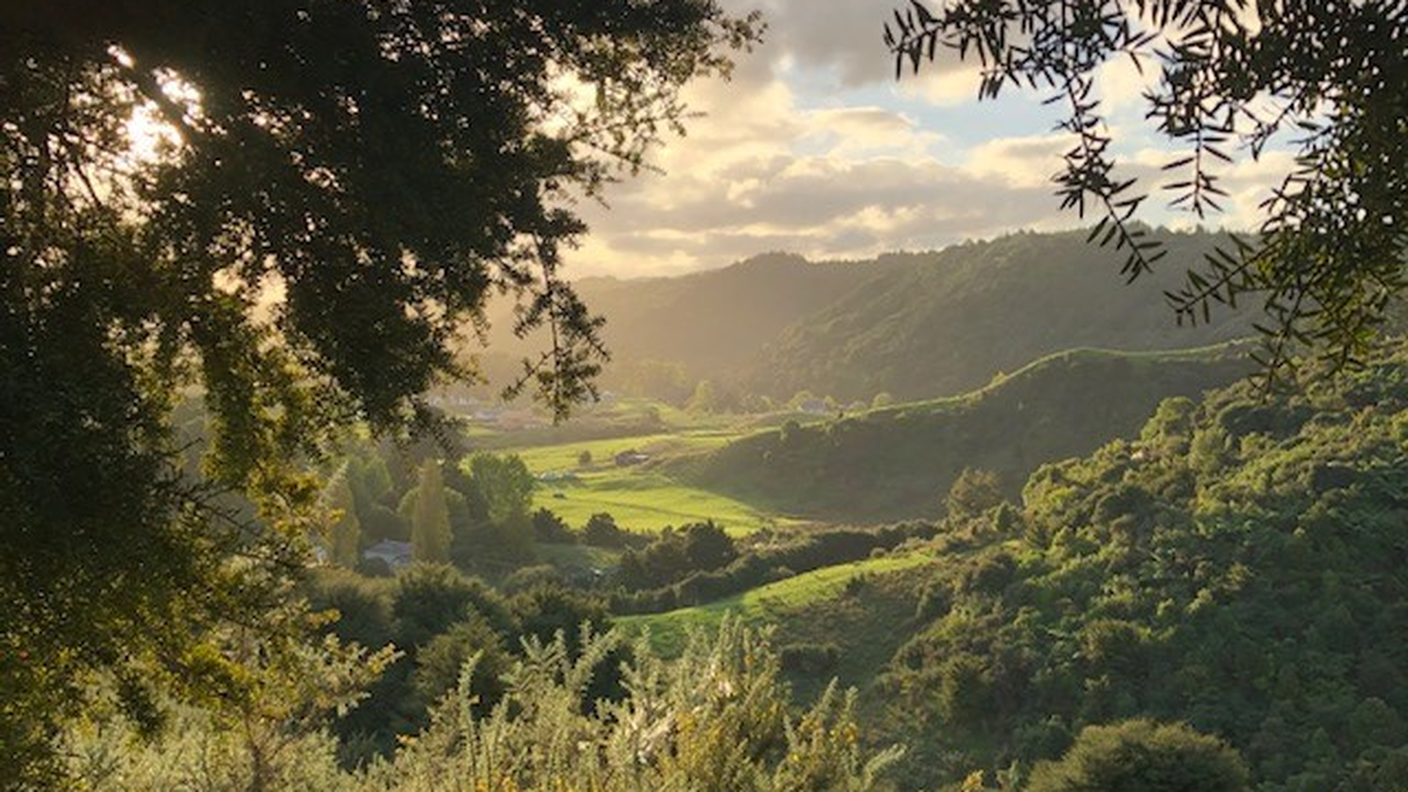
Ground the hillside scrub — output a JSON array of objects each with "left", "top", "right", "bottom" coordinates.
[
  {"left": 872, "top": 344, "right": 1408, "bottom": 790},
  {"left": 611, "top": 521, "right": 939, "bottom": 614}
]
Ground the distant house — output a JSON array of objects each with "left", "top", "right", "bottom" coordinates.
[
  {"left": 363, "top": 540, "right": 413, "bottom": 571},
  {"left": 614, "top": 450, "right": 651, "bottom": 467}
]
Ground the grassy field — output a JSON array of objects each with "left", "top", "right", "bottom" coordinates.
[
  {"left": 513, "top": 430, "right": 735, "bottom": 472},
  {"left": 615, "top": 550, "right": 934, "bottom": 654},
  {"left": 505, "top": 428, "right": 793, "bottom": 534},
  {"left": 534, "top": 475, "right": 779, "bottom": 535}
]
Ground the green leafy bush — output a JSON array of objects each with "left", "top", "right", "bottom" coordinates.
[{"left": 1027, "top": 720, "right": 1248, "bottom": 792}]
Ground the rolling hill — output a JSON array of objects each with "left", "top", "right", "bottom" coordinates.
[{"left": 674, "top": 344, "right": 1255, "bottom": 523}]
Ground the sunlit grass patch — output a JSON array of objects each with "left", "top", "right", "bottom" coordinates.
[
  {"left": 533, "top": 470, "right": 778, "bottom": 534},
  {"left": 616, "top": 550, "right": 933, "bottom": 654},
  {"left": 504, "top": 429, "right": 786, "bottom": 534}
]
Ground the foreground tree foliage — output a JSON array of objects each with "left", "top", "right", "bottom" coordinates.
[
  {"left": 66, "top": 622, "right": 902, "bottom": 792},
  {"left": 0, "top": 2, "right": 757, "bottom": 784},
  {"left": 886, "top": 0, "right": 1408, "bottom": 375}
]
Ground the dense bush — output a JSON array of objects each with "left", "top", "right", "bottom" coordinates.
[
  {"left": 67, "top": 623, "right": 902, "bottom": 792},
  {"left": 878, "top": 348, "right": 1408, "bottom": 790},
  {"left": 582, "top": 512, "right": 637, "bottom": 548},
  {"left": 780, "top": 642, "right": 841, "bottom": 678},
  {"left": 617, "top": 521, "right": 738, "bottom": 590},
  {"left": 1026, "top": 720, "right": 1249, "bottom": 792},
  {"left": 306, "top": 563, "right": 620, "bottom": 761}
]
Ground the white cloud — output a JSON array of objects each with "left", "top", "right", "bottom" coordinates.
[
  {"left": 557, "top": 0, "right": 1292, "bottom": 279},
  {"left": 966, "top": 133, "right": 1069, "bottom": 188},
  {"left": 566, "top": 85, "right": 1065, "bottom": 277},
  {"left": 1093, "top": 53, "right": 1160, "bottom": 114},
  {"left": 896, "top": 62, "right": 987, "bottom": 107}
]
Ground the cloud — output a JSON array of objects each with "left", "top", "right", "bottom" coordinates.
[
  {"left": 567, "top": 102, "right": 1067, "bottom": 277},
  {"left": 555, "top": 0, "right": 1291, "bottom": 279},
  {"left": 966, "top": 133, "right": 1070, "bottom": 187},
  {"left": 1093, "top": 53, "right": 1160, "bottom": 114},
  {"left": 739, "top": 0, "right": 901, "bottom": 87}
]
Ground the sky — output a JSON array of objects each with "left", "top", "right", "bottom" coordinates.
[{"left": 564, "top": 0, "right": 1293, "bottom": 279}]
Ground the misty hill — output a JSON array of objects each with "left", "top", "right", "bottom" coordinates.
[
  {"left": 486, "top": 228, "right": 1256, "bottom": 404},
  {"left": 676, "top": 344, "right": 1254, "bottom": 523},
  {"left": 744, "top": 228, "right": 1256, "bottom": 401},
  {"left": 485, "top": 252, "right": 879, "bottom": 378}
]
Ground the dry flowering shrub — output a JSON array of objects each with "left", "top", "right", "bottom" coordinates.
[
  {"left": 365, "top": 620, "right": 903, "bottom": 792},
  {"left": 63, "top": 620, "right": 899, "bottom": 792}
]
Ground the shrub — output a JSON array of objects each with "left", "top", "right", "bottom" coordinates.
[
  {"left": 379, "top": 621, "right": 904, "bottom": 792},
  {"left": 1027, "top": 719, "right": 1249, "bottom": 792},
  {"left": 583, "top": 512, "right": 630, "bottom": 547}
]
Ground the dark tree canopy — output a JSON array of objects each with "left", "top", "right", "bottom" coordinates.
[
  {"left": 886, "top": 0, "right": 1408, "bottom": 376},
  {"left": 0, "top": 1, "right": 757, "bottom": 782}
]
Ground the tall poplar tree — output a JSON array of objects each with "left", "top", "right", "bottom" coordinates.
[
  {"left": 411, "top": 462, "right": 452, "bottom": 565},
  {"left": 325, "top": 466, "right": 362, "bottom": 569}
]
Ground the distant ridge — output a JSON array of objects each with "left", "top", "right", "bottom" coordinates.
[
  {"left": 485, "top": 228, "right": 1256, "bottom": 403},
  {"left": 485, "top": 251, "right": 878, "bottom": 377},
  {"left": 743, "top": 228, "right": 1255, "bottom": 401}
]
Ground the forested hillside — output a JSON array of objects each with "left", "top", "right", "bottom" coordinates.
[
  {"left": 745, "top": 228, "right": 1255, "bottom": 401},
  {"left": 860, "top": 345, "right": 1408, "bottom": 790},
  {"left": 485, "top": 228, "right": 1255, "bottom": 404},
  {"left": 681, "top": 345, "right": 1253, "bottom": 522}
]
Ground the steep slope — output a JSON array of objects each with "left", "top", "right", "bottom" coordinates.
[
  {"left": 865, "top": 344, "right": 1408, "bottom": 792},
  {"left": 745, "top": 229, "right": 1255, "bottom": 401},
  {"left": 678, "top": 344, "right": 1254, "bottom": 523}
]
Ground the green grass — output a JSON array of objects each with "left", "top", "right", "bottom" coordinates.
[
  {"left": 505, "top": 428, "right": 791, "bottom": 534},
  {"left": 534, "top": 470, "right": 779, "bottom": 534},
  {"left": 615, "top": 550, "right": 934, "bottom": 655},
  {"left": 512, "top": 430, "right": 736, "bottom": 472}
]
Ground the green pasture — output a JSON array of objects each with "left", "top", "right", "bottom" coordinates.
[
  {"left": 615, "top": 550, "right": 934, "bottom": 654},
  {"left": 508, "top": 429, "right": 789, "bottom": 534},
  {"left": 512, "top": 430, "right": 735, "bottom": 471},
  {"left": 533, "top": 470, "right": 777, "bottom": 534}
]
